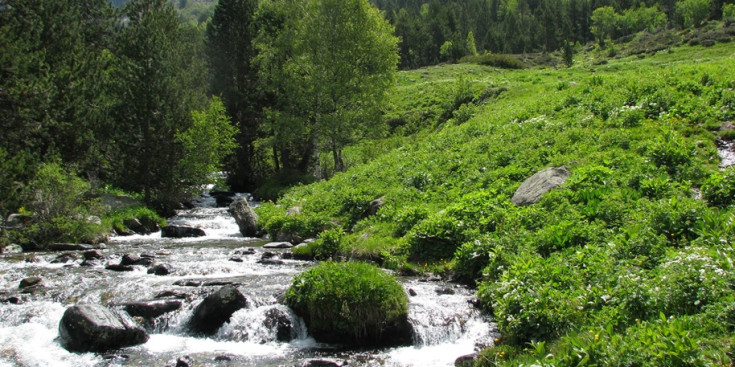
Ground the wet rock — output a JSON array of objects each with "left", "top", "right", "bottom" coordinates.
[
  {"left": 174, "top": 355, "right": 194, "bottom": 367},
  {"left": 83, "top": 250, "right": 104, "bottom": 261},
  {"left": 281, "top": 252, "right": 294, "bottom": 260},
  {"left": 174, "top": 280, "right": 202, "bottom": 287},
  {"left": 258, "top": 259, "right": 285, "bottom": 266},
  {"left": 49, "top": 243, "right": 94, "bottom": 251},
  {"left": 58, "top": 304, "right": 149, "bottom": 352},
  {"left": 419, "top": 274, "right": 442, "bottom": 282},
  {"left": 435, "top": 287, "right": 456, "bottom": 295},
  {"left": 455, "top": 353, "right": 477, "bottom": 367},
  {"left": 3, "top": 296, "right": 20, "bottom": 304},
  {"left": 212, "top": 191, "right": 235, "bottom": 208},
  {"left": 408, "top": 289, "right": 417, "bottom": 297},
  {"left": 51, "top": 253, "right": 78, "bottom": 264},
  {"left": 122, "top": 218, "right": 159, "bottom": 235},
  {"left": 302, "top": 359, "right": 347, "bottom": 367},
  {"left": 19, "top": 277, "right": 43, "bottom": 289},
  {"left": 203, "top": 280, "right": 239, "bottom": 287},
  {"left": 106, "top": 264, "right": 134, "bottom": 272},
  {"left": 24, "top": 255, "right": 42, "bottom": 263},
  {"left": 214, "top": 355, "right": 232, "bottom": 362},
  {"left": 264, "top": 308, "right": 295, "bottom": 342},
  {"left": 233, "top": 247, "right": 256, "bottom": 255},
  {"left": 80, "top": 259, "right": 99, "bottom": 267},
  {"left": 511, "top": 166, "right": 570, "bottom": 206},
  {"left": 122, "top": 300, "right": 182, "bottom": 319},
  {"left": 155, "top": 291, "right": 189, "bottom": 300},
  {"left": 121, "top": 254, "right": 154, "bottom": 266},
  {"left": 161, "top": 226, "right": 206, "bottom": 238},
  {"left": 188, "top": 285, "right": 248, "bottom": 335},
  {"left": 1, "top": 244, "right": 23, "bottom": 254},
  {"left": 229, "top": 256, "right": 244, "bottom": 263},
  {"left": 228, "top": 198, "right": 260, "bottom": 237},
  {"left": 261, "top": 251, "right": 277, "bottom": 260},
  {"left": 148, "top": 264, "right": 174, "bottom": 275},
  {"left": 263, "top": 242, "right": 293, "bottom": 249}
]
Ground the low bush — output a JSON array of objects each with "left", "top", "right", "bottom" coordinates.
[
  {"left": 104, "top": 207, "right": 166, "bottom": 235},
  {"left": 459, "top": 53, "right": 526, "bottom": 69},
  {"left": 284, "top": 261, "right": 410, "bottom": 346},
  {"left": 406, "top": 212, "right": 470, "bottom": 262},
  {"left": 701, "top": 168, "right": 735, "bottom": 207}
]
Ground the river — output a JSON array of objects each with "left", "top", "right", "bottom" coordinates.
[{"left": 0, "top": 194, "right": 497, "bottom": 367}]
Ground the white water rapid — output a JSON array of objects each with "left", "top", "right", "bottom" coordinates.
[{"left": 0, "top": 194, "right": 497, "bottom": 367}]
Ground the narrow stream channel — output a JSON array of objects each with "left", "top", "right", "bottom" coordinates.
[{"left": 0, "top": 194, "right": 497, "bottom": 367}]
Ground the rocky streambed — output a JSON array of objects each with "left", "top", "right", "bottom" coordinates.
[{"left": 0, "top": 194, "right": 497, "bottom": 367}]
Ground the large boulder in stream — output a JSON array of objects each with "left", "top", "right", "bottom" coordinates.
[
  {"left": 228, "top": 198, "right": 260, "bottom": 237},
  {"left": 58, "top": 304, "right": 149, "bottom": 352},
  {"left": 511, "top": 166, "right": 570, "bottom": 206},
  {"left": 161, "top": 226, "right": 206, "bottom": 238},
  {"left": 121, "top": 299, "right": 182, "bottom": 319},
  {"left": 188, "top": 285, "right": 248, "bottom": 335}
]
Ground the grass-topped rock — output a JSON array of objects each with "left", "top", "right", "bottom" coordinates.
[{"left": 285, "top": 261, "right": 411, "bottom": 346}]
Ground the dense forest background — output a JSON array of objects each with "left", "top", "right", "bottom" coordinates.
[{"left": 1, "top": 0, "right": 734, "bottom": 246}]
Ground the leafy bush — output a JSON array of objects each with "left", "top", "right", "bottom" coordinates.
[
  {"left": 104, "top": 207, "right": 166, "bottom": 234},
  {"left": 406, "top": 212, "right": 470, "bottom": 262},
  {"left": 477, "top": 253, "right": 584, "bottom": 344},
  {"left": 16, "top": 163, "right": 105, "bottom": 248},
  {"left": 647, "top": 131, "right": 693, "bottom": 176},
  {"left": 459, "top": 53, "right": 525, "bottom": 69},
  {"left": 647, "top": 247, "right": 732, "bottom": 316},
  {"left": 285, "top": 261, "right": 410, "bottom": 346},
  {"left": 312, "top": 228, "right": 344, "bottom": 260},
  {"left": 701, "top": 168, "right": 735, "bottom": 207},
  {"left": 647, "top": 197, "right": 705, "bottom": 245}
]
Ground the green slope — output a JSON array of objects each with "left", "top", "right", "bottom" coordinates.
[{"left": 259, "top": 42, "right": 735, "bottom": 365}]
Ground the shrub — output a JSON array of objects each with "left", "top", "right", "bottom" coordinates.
[
  {"left": 284, "top": 262, "right": 410, "bottom": 346},
  {"left": 647, "top": 247, "right": 731, "bottom": 316},
  {"left": 647, "top": 197, "right": 705, "bottom": 245},
  {"left": 17, "top": 163, "right": 105, "bottom": 248},
  {"left": 312, "top": 228, "right": 344, "bottom": 260},
  {"left": 459, "top": 53, "right": 525, "bottom": 69},
  {"left": 647, "top": 131, "right": 693, "bottom": 176},
  {"left": 477, "top": 253, "right": 584, "bottom": 344},
  {"left": 104, "top": 207, "right": 166, "bottom": 235},
  {"left": 406, "top": 212, "right": 470, "bottom": 262},
  {"left": 701, "top": 168, "right": 735, "bottom": 207}
]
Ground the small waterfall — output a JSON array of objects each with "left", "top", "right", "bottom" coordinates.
[
  {"left": 0, "top": 193, "right": 496, "bottom": 366},
  {"left": 717, "top": 138, "right": 735, "bottom": 168}
]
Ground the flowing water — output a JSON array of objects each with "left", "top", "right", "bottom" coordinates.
[{"left": 0, "top": 194, "right": 497, "bottom": 367}]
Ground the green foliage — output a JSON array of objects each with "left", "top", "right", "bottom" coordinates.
[
  {"left": 103, "top": 207, "right": 167, "bottom": 235},
  {"left": 15, "top": 163, "right": 105, "bottom": 248},
  {"left": 459, "top": 53, "right": 525, "bottom": 69},
  {"left": 406, "top": 212, "right": 470, "bottom": 262},
  {"left": 176, "top": 96, "right": 238, "bottom": 196},
  {"left": 284, "top": 261, "right": 408, "bottom": 345},
  {"left": 701, "top": 168, "right": 735, "bottom": 207},
  {"left": 676, "top": 0, "right": 712, "bottom": 28},
  {"left": 312, "top": 228, "right": 345, "bottom": 260},
  {"left": 725, "top": 4, "right": 735, "bottom": 22},
  {"left": 646, "top": 197, "right": 705, "bottom": 245}
]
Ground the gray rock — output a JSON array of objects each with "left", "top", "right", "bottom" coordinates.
[
  {"left": 86, "top": 216, "right": 102, "bottom": 225},
  {"left": 264, "top": 307, "right": 295, "bottom": 342},
  {"left": 175, "top": 356, "right": 194, "bottom": 367},
  {"left": 83, "top": 250, "right": 104, "bottom": 261},
  {"left": 285, "top": 206, "right": 302, "bottom": 217},
  {"left": 121, "top": 254, "right": 154, "bottom": 266},
  {"left": 147, "top": 264, "right": 174, "bottom": 275},
  {"left": 161, "top": 226, "right": 206, "bottom": 238},
  {"left": 455, "top": 353, "right": 477, "bottom": 367},
  {"left": 5, "top": 213, "right": 33, "bottom": 228},
  {"left": 366, "top": 196, "right": 386, "bottom": 217},
  {"left": 121, "top": 300, "right": 182, "bottom": 319},
  {"left": 49, "top": 243, "right": 95, "bottom": 251},
  {"left": 258, "top": 259, "right": 285, "bottom": 266},
  {"left": 302, "top": 359, "right": 346, "bottom": 367},
  {"left": 263, "top": 242, "right": 293, "bottom": 249},
  {"left": 19, "top": 277, "right": 43, "bottom": 289},
  {"left": 58, "top": 304, "right": 149, "bottom": 352},
  {"left": 51, "top": 253, "right": 78, "bottom": 264},
  {"left": 188, "top": 285, "right": 248, "bottom": 335},
  {"left": 1, "top": 244, "right": 23, "bottom": 254},
  {"left": 511, "top": 166, "right": 570, "bottom": 206},
  {"left": 228, "top": 198, "right": 260, "bottom": 237},
  {"left": 106, "top": 264, "right": 134, "bottom": 272}
]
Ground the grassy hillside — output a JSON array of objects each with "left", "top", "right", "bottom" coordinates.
[{"left": 258, "top": 41, "right": 735, "bottom": 364}]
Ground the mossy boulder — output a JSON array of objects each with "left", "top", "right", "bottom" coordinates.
[{"left": 285, "top": 261, "right": 412, "bottom": 346}]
